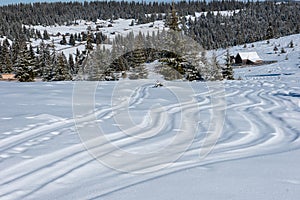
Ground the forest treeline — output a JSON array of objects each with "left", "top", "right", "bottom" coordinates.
[
  {"left": 1, "top": 0, "right": 299, "bottom": 49},
  {"left": 0, "top": 0, "right": 299, "bottom": 82}
]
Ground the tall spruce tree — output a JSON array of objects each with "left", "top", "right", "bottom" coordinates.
[
  {"left": 85, "top": 32, "right": 94, "bottom": 51},
  {"left": 166, "top": 1, "right": 181, "bottom": 32},
  {"left": 14, "top": 40, "right": 35, "bottom": 82},
  {"left": 69, "top": 34, "right": 76, "bottom": 46},
  {"left": 222, "top": 49, "right": 234, "bottom": 80},
  {"left": 0, "top": 39, "right": 13, "bottom": 73},
  {"left": 52, "top": 52, "right": 72, "bottom": 81}
]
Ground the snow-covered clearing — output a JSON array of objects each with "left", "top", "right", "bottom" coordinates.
[
  {"left": 186, "top": 9, "right": 240, "bottom": 21},
  {"left": 29, "top": 19, "right": 166, "bottom": 57},
  {"left": 1, "top": 33, "right": 300, "bottom": 199}
]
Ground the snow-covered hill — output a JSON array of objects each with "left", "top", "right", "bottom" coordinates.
[{"left": 29, "top": 18, "right": 166, "bottom": 58}]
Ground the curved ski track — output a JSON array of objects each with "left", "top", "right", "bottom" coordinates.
[{"left": 0, "top": 80, "right": 299, "bottom": 199}]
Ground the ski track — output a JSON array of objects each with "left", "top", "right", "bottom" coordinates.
[{"left": 0, "top": 79, "right": 300, "bottom": 199}]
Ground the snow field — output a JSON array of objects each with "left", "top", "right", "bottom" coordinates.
[
  {"left": 0, "top": 73, "right": 299, "bottom": 199},
  {"left": 0, "top": 17, "right": 299, "bottom": 200}
]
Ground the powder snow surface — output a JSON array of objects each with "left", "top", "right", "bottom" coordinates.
[{"left": 0, "top": 33, "right": 300, "bottom": 199}]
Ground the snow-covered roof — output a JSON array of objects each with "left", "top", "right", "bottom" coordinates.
[{"left": 237, "top": 52, "right": 262, "bottom": 62}]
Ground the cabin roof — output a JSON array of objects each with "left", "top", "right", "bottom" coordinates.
[{"left": 237, "top": 52, "right": 262, "bottom": 62}]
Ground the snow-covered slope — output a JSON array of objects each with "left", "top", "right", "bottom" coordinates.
[
  {"left": 1, "top": 33, "right": 300, "bottom": 199},
  {"left": 0, "top": 78, "right": 299, "bottom": 199},
  {"left": 30, "top": 19, "right": 166, "bottom": 57}
]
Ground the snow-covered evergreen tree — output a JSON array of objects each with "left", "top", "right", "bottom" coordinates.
[
  {"left": 0, "top": 39, "right": 13, "bottom": 73},
  {"left": 43, "top": 30, "right": 50, "bottom": 40},
  {"left": 205, "top": 52, "right": 223, "bottom": 81},
  {"left": 14, "top": 40, "right": 35, "bottom": 82},
  {"left": 42, "top": 42, "right": 57, "bottom": 81},
  {"left": 36, "top": 41, "right": 51, "bottom": 79},
  {"left": 51, "top": 52, "right": 72, "bottom": 81},
  {"left": 85, "top": 32, "right": 94, "bottom": 51},
  {"left": 87, "top": 45, "right": 112, "bottom": 81},
  {"left": 68, "top": 54, "right": 76, "bottom": 75},
  {"left": 222, "top": 49, "right": 234, "bottom": 80},
  {"left": 165, "top": 1, "right": 180, "bottom": 32}
]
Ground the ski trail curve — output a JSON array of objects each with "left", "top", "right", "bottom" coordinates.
[{"left": 0, "top": 80, "right": 299, "bottom": 199}]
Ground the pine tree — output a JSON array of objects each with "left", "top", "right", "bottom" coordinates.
[
  {"left": 60, "top": 35, "right": 67, "bottom": 45},
  {"left": 222, "top": 49, "right": 234, "bottom": 80},
  {"left": 128, "top": 32, "right": 147, "bottom": 79},
  {"left": 43, "top": 30, "right": 50, "bottom": 40},
  {"left": 42, "top": 43, "right": 56, "bottom": 81},
  {"left": 74, "top": 48, "right": 82, "bottom": 74},
  {"left": 14, "top": 40, "right": 35, "bottom": 82},
  {"left": 87, "top": 45, "right": 112, "bottom": 81},
  {"left": 69, "top": 54, "right": 76, "bottom": 75},
  {"left": 0, "top": 39, "right": 13, "bottom": 73},
  {"left": 52, "top": 52, "right": 72, "bottom": 81},
  {"left": 132, "top": 32, "right": 146, "bottom": 68},
  {"left": 207, "top": 52, "right": 223, "bottom": 81},
  {"left": 166, "top": 1, "right": 181, "bottom": 32},
  {"left": 95, "top": 32, "right": 106, "bottom": 45},
  {"left": 266, "top": 23, "right": 274, "bottom": 40},
  {"left": 85, "top": 32, "right": 94, "bottom": 51},
  {"left": 37, "top": 41, "right": 51, "bottom": 78}
]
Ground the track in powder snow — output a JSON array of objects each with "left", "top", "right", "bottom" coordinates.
[{"left": 0, "top": 79, "right": 299, "bottom": 199}]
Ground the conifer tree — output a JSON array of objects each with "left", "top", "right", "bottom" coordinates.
[
  {"left": 207, "top": 52, "right": 223, "bottom": 81},
  {"left": 132, "top": 32, "right": 146, "bottom": 68},
  {"left": 166, "top": 1, "right": 180, "bottom": 32},
  {"left": 60, "top": 35, "right": 67, "bottom": 45},
  {"left": 52, "top": 52, "right": 72, "bottom": 81},
  {"left": 266, "top": 23, "right": 274, "bottom": 40},
  {"left": 69, "top": 54, "right": 76, "bottom": 75},
  {"left": 42, "top": 43, "right": 56, "bottom": 81},
  {"left": 37, "top": 41, "right": 51, "bottom": 78},
  {"left": 14, "top": 41, "right": 35, "bottom": 82},
  {"left": 43, "top": 30, "right": 50, "bottom": 40},
  {"left": 222, "top": 49, "right": 234, "bottom": 80},
  {"left": 85, "top": 32, "right": 94, "bottom": 51},
  {"left": 0, "top": 39, "right": 13, "bottom": 73},
  {"left": 87, "top": 45, "right": 112, "bottom": 81},
  {"left": 128, "top": 32, "right": 147, "bottom": 79}
]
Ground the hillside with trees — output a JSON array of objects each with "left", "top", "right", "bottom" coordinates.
[{"left": 0, "top": 0, "right": 299, "bottom": 81}]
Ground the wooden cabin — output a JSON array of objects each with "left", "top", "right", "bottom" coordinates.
[
  {"left": 235, "top": 52, "right": 263, "bottom": 65},
  {"left": 0, "top": 73, "right": 16, "bottom": 81}
]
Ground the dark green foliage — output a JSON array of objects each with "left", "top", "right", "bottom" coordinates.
[
  {"left": 69, "top": 34, "right": 76, "bottom": 46},
  {"left": 289, "top": 40, "right": 294, "bottom": 48},
  {"left": 266, "top": 24, "right": 274, "bottom": 40},
  {"left": 222, "top": 49, "right": 234, "bottom": 80},
  {"left": 0, "top": 39, "right": 13, "bottom": 73},
  {"left": 60, "top": 35, "right": 67, "bottom": 45},
  {"left": 0, "top": 1, "right": 298, "bottom": 50},
  {"left": 68, "top": 54, "right": 76, "bottom": 75},
  {"left": 95, "top": 32, "right": 107, "bottom": 45},
  {"left": 51, "top": 52, "right": 72, "bottom": 81},
  {"left": 165, "top": 2, "right": 181, "bottom": 32},
  {"left": 184, "top": 2, "right": 300, "bottom": 49},
  {"left": 0, "top": 0, "right": 298, "bottom": 82},
  {"left": 14, "top": 41, "right": 35, "bottom": 82},
  {"left": 43, "top": 30, "right": 50, "bottom": 40},
  {"left": 85, "top": 32, "right": 94, "bottom": 51}
]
